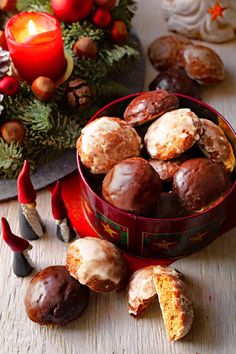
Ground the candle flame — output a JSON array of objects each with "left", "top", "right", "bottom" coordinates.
[{"left": 28, "top": 20, "right": 38, "bottom": 36}]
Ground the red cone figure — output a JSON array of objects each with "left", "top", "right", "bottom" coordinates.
[
  {"left": 2, "top": 217, "right": 34, "bottom": 277},
  {"left": 51, "top": 181, "right": 76, "bottom": 243},
  {"left": 17, "top": 160, "right": 45, "bottom": 240}
]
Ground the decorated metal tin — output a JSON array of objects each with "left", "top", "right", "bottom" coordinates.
[{"left": 77, "top": 93, "right": 236, "bottom": 260}]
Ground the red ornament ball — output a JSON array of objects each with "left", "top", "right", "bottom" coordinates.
[
  {"left": 50, "top": 0, "right": 93, "bottom": 23},
  {"left": 92, "top": 8, "right": 112, "bottom": 28},
  {"left": 0, "top": 76, "right": 19, "bottom": 96},
  {"left": 94, "top": 0, "right": 116, "bottom": 10},
  {"left": 111, "top": 20, "right": 128, "bottom": 42}
]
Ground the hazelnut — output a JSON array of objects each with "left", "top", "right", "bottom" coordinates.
[
  {"left": 0, "top": 120, "right": 25, "bottom": 144},
  {"left": 31, "top": 76, "right": 55, "bottom": 101},
  {"left": 73, "top": 37, "right": 98, "bottom": 58},
  {"left": 66, "top": 237, "right": 128, "bottom": 292}
]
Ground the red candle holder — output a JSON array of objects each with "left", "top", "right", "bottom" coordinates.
[{"left": 5, "top": 12, "right": 67, "bottom": 84}]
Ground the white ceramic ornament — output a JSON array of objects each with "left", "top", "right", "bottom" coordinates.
[{"left": 162, "top": 0, "right": 236, "bottom": 43}]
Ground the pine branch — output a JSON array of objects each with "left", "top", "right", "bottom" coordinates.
[
  {"left": 111, "top": 0, "right": 137, "bottom": 30},
  {"left": 22, "top": 100, "right": 54, "bottom": 131},
  {"left": 62, "top": 21, "right": 104, "bottom": 51},
  {"left": 27, "top": 114, "right": 81, "bottom": 150},
  {"left": 99, "top": 44, "right": 139, "bottom": 75},
  {"left": 16, "top": 0, "right": 52, "bottom": 13},
  {"left": 95, "top": 80, "right": 128, "bottom": 99},
  {"left": 0, "top": 138, "right": 23, "bottom": 179},
  {"left": 72, "top": 57, "right": 108, "bottom": 85}
]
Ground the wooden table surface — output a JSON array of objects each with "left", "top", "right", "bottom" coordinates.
[{"left": 1, "top": 1, "right": 236, "bottom": 353}]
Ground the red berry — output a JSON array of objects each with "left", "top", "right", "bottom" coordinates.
[
  {"left": 50, "top": 0, "right": 93, "bottom": 23},
  {"left": 0, "top": 76, "right": 19, "bottom": 96},
  {"left": 94, "top": 0, "right": 116, "bottom": 10},
  {"left": 92, "top": 8, "right": 112, "bottom": 28},
  {"left": 111, "top": 20, "right": 128, "bottom": 42},
  {"left": 0, "top": 30, "right": 8, "bottom": 50}
]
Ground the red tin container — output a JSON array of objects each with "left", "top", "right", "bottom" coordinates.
[{"left": 77, "top": 93, "right": 236, "bottom": 262}]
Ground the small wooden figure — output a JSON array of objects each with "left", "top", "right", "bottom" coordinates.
[
  {"left": 1, "top": 217, "right": 34, "bottom": 277},
  {"left": 17, "top": 160, "right": 45, "bottom": 240},
  {"left": 51, "top": 181, "right": 76, "bottom": 243}
]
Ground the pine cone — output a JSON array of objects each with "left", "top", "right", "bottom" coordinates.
[
  {"left": 66, "top": 79, "right": 93, "bottom": 108},
  {"left": 0, "top": 48, "right": 11, "bottom": 78}
]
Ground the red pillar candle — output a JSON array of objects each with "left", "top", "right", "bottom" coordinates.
[{"left": 5, "top": 12, "right": 66, "bottom": 84}]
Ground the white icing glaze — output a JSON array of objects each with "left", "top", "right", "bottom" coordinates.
[
  {"left": 22, "top": 204, "right": 44, "bottom": 238},
  {"left": 78, "top": 116, "right": 141, "bottom": 174},
  {"left": 162, "top": 0, "right": 236, "bottom": 43},
  {"left": 69, "top": 237, "right": 124, "bottom": 285},
  {"left": 81, "top": 117, "right": 121, "bottom": 155},
  {"left": 59, "top": 218, "right": 70, "bottom": 243},
  {"left": 145, "top": 108, "right": 201, "bottom": 159}
]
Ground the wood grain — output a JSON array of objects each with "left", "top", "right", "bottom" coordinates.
[{"left": 1, "top": 1, "right": 236, "bottom": 353}]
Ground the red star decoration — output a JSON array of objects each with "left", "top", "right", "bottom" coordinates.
[
  {"left": 208, "top": 2, "right": 226, "bottom": 21},
  {"left": 151, "top": 239, "right": 176, "bottom": 250},
  {"left": 190, "top": 231, "right": 210, "bottom": 243}
]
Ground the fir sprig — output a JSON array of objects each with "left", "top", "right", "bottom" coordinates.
[
  {"left": 95, "top": 81, "right": 128, "bottom": 99},
  {"left": 22, "top": 101, "right": 53, "bottom": 131},
  {"left": 99, "top": 44, "right": 139, "bottom": 75},
  {"left": 0, "top": 139, "right": 23, "bottom": 178},
  {"left": 16, "top": 0, "right": 52, "bottom": 13}
]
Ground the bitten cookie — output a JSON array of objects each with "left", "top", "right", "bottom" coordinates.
[
  {"left": 66, "top": 237, "right": 128, "bottom": 292},
  {"left": 77, "top": 117, "right": 141, "bottom": 174},
  {"left": 145, "top": 108, "right": 202, "bottom": 160},
  {"left": 197, "top": 118, "right": 235, "bottom": 173},
  {"left": 153, "top": 266, "right": 194, "bottom": 341},
  {"left": 127, "top": 266, "right": 159, "bottom": 317},
  {"left": 123, "top": 90, "right": 179, "bottom": 126}
]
